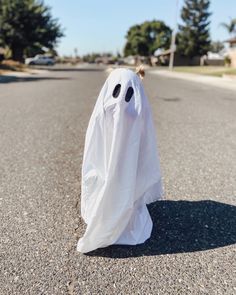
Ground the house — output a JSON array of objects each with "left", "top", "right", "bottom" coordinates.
[
  {"left": 154, "top": 48, "right": 201, "bottom": 66},
  {"left": 95, "top": 55, "right": 114, "bottom": 65},
  {"left": 122, "top": 55, "right": 137, "bottom": 65},
  {"left": 225, "top": 37, "right": 236, "bottom": 68},
  {"left": 202, "top": 51, "right": 225, "bottom": 66}
]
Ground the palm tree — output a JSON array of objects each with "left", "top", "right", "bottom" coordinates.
[{"left": 220, "top": 18, "right": 236, "bottom": 37}]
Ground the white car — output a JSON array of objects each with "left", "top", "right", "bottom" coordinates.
[{"left": 25, "top": 55, "right": 55, "bottom": 66}]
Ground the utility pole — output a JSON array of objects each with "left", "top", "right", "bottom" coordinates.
[
  {"left": 169, "top": 0, "right": 179, "bottom": 70},
  {"left": 74, "top": 48, "right": 78, "bottom": 58}
]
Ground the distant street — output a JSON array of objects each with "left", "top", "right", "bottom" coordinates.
[{"left": 0, "top": 65, "right": 235, "bottom": 295}]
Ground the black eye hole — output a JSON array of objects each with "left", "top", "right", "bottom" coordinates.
[
  {"left": 125, "top": 86, "right": 134, "bottom": 102},
  {"left": 112, "top": 84, "right": 121, "bottom": 98}
]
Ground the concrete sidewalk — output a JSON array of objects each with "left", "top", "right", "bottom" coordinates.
[
  {"left": 0, "top": 69, "right": 49, "bottom": 82},
  {"left": 150, "top": 69, "right": 236, "bottom": 92}
]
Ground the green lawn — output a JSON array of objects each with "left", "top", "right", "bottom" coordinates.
[{"left": 173, "top": 66, "right": 236, "bottom": 77}]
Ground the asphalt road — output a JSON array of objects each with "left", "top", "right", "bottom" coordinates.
[{"left": 0, "top": 65, "right": 235, "bottom": 295}]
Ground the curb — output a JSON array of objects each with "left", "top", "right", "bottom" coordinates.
[{"left": 150, "top": 70, "right": 236, "bottom": 92}]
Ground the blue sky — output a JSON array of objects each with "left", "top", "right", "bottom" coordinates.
[{"left": 45, "top": 0, "right": 236, "bottom": 56}]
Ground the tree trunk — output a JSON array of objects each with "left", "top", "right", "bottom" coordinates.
[{"left": 11, "top": 46, "right": 24, "bottom": 62}]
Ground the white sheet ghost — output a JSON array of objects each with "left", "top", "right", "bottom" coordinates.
[{"left": 77, "top": 68, "right": 163, "bottom": 253}]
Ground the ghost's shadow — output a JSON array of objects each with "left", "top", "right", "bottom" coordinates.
[{"left": 87, "top": 200, "right": 236, "bottom": 258}]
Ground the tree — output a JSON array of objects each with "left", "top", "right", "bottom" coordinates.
[
  {"left": 220, "top": 18, "right": 236, "bottom": 37},
  {"left": 124, "top": 20, "right": 172, "bottom": 57},
  {"left": 177, "top": 0, "right": 211, "bottom": 58},
  {"left": 82, "top": 53, "right": 101, "bottom": 63},
  {"left": 0, "top": 0, "right": 64, "bottom": 61},
  {"left": 210, "top": 41, "right": 224, "bottom": 53}
]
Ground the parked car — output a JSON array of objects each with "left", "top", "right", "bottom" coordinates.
[{"left": 25, "top": 55, "right": 55, "bottom": 66}]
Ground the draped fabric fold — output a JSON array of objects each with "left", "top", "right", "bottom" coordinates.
[{"left": 77, "top": 69, "right": 163, "bottom": 253}]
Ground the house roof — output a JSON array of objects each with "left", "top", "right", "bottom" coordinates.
[
  {"left": 225, "top": 37, "right": 236, "bottom": 44},
  {"left": 154, "top": 49, "right": 172, "bottom": 57}
]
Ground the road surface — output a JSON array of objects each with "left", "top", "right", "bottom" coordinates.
[{"left": 0, "top": 65, "right": 235, "bottom": 294}]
